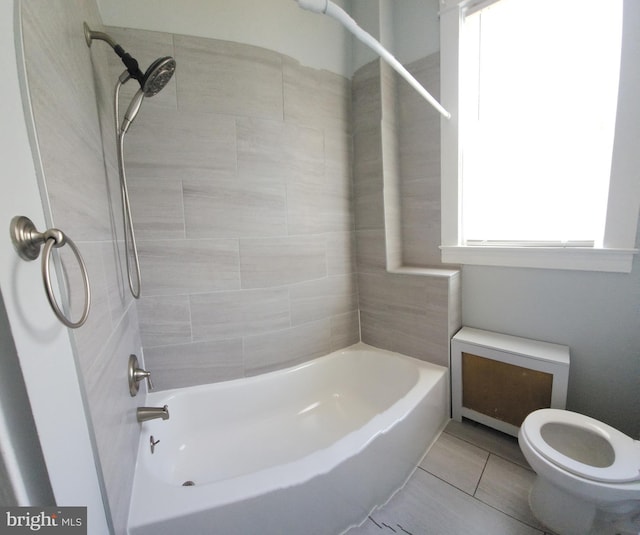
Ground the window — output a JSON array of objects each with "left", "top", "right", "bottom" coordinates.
[{"left": 440, "top": 0, "right": 640, "bottom": 272}]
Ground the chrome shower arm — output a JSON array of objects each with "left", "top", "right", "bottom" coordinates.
[
  {"left": 83, "top": 23, "right": 117, "bottom": 49},
  {"left": 83, "top": 22, "right": 145, "bottom": 85}
]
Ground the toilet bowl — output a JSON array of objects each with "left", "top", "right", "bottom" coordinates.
[{"left": 519, "top": 409, "right": 640, "bottom": 535}]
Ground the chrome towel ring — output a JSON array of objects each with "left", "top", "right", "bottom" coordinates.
[{"left": 10, "top": 216, "right": 91, "bottom": 328}]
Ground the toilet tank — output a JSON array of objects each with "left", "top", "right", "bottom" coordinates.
[{"left": 451, "top": 327, "right": 570, "bottom": 437}]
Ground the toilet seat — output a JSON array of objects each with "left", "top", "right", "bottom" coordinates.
[{"left": 522, "top": 409, "right": 640, "bottom": 484}]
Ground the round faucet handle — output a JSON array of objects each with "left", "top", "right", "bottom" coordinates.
[{"left": 128, "top": 354, "right": 154, "bottom": 396}]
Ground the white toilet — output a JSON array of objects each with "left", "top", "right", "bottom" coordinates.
[{"left": 519, "top": 408, "right": 640, "bottom": 535}]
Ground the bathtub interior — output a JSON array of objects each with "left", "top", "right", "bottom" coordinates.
[
  {"left": 140, "top": 344, "right": 425, "bottom": 486},
  {"left": 128, "top": 343, "right": 449, "bottom": 535}
]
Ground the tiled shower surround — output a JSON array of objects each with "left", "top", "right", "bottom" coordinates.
[
  {"left": 112, "top": 26, "right": 460, "bottom": 386},
  {"left": 353, "top": 58, "right": 461, "bottom": 366},
  {"left": 19, "top": 1, "right": 459, "bottom": 531},
  {"left": 106, "top": 26, "right": 360, "bottom": 388}
]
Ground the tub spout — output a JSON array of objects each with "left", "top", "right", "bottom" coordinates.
[{"left": 137, "top": 405, "right": 169, "bottom": 422}]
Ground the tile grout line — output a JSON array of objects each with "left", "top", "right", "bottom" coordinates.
[
  {"left": 415, "top": 465, "right": 475, "bottom": 497},
  {"left": 410, "top": 464, "right": 546, "bottom": 534},
  {"left": 442, "top": 428, "right": 534, "bottom": 472},
  {"left": 469, "top": 493, "right": 547, "bottom": 534},
  {"left": 472, "top": 452, "right": 546, "bottom": 533},
  {"left": 472, "top": 451, "right": 491, "bottom": 497}
]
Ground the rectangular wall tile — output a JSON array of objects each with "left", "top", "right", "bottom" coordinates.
[
  {"left": 81, "top": 305, "right": 142, "bottom": 535},
  {"left": 243, "top": 320, "right": 331, "bottom": 376},
  {"left": 287, "top": 181, "right": 352, "bottom": 235},
  {"left": 183, "top": 176, "right": 287, "bottom": 239},
  {"left": 174, "top": 35, "right": 283, "bottom": 120},
  {"left": 353, "top": 135, "right": 384, "bottom": 231},
  {"left": 355, "top": 230, "right": 386, "bottom": 274},
  {"left": 397, "top": 53, "right": 443, "bottom": 267},
  {"left": 360, "top": 309, "right": 395, "bottom": 354},
  {"left": 448, "top": 273, "right": 463, "bottom": 337},
  {"left": 330, "top": 311, "right": 360, "bottom": 351},
  {"left": 289, "top": 274, "right": 358, "bottom": 326},
  {"left": 125, "top": 107, "right": 237, "bottom": 176},
  {"left": 128, "top": 177, "right": 185, "bottom": 239},
  {"left": 144, "top": 339, "right": 244, "bottom": 390},
  {"left": 352, "top": 60, "right": 381, "bottom": 134},
  {"left": 137, "top": 295, "right": 191, "bottom": 348},
  {"left": 325, "top": 129, "right": 353, "bottom": 185},
  {"left": 23, "top": 5, "right": 114, "bottom": 240},
  {"left": 326, "top": 231, "right": 356, "bottom": 276},
  {"left": 283, "top": 57, "right": 351, "bottom": 133},
  {"left": 138, "top": 239, "right": 240, "bottom": 295},
  {"left": 101, "top": 240, "right": 133, "bottom": 324},
  {"left": 67, "top": 241, "right": 115, "bottom": 373},
  {"left": 239, "top": 236, "right": 327, "bottom": 289},
  {"left": 236, "top": 116, "right": 324, "bottom": 182},
  {"left": 190, "top": 288, "right": 290, "bottom": 342}
]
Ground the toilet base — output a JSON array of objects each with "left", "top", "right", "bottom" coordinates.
[
  {"left": 529, "top": 476, "right": 640, "bottom": 535},
  {"left": 529, "top": 476, "right": 595, "bottom": 535},
  {"left": 592, "top": 509, "right": 640, "bottom": 535}
]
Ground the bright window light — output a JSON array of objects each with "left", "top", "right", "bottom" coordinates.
[{"left": 461, "top": 0, "right": 623, "bottom": 246}]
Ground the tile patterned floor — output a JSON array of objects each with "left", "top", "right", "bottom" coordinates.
[{"left": 346, "top": 419, "right": 555, "bottom": 535}]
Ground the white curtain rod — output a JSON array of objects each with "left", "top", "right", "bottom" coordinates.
[{"left": 296, "top": 0, "right": 451, "bottom": 120}]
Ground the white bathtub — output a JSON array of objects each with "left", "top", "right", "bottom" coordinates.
[{"left": 127, "top": 343, "right": 449, "bottom": 535}]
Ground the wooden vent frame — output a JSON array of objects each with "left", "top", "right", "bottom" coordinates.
[{"left": 451, "top": 327, "right": 569, "bottom": 436}]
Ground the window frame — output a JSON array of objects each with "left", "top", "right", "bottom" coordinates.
[{"left": 439, "top": 0, "right": 640, "bottom": 273}]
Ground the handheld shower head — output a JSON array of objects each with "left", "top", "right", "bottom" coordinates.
[
  {"left": 83, "top": 23, "right": 176, "bottom": 97},
  {"left": 120, "top": 56, "right": 176, "bottom": 134},
  {"left": 84, "top": 21, "right": 178, "bottom": 299},
  {"left": 142, "top": 56, "right": 176, "bottom": 97}
]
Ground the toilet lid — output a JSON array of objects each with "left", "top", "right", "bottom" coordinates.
[{"left": 522, "top": 409, "right": 640, "bottom": 483}]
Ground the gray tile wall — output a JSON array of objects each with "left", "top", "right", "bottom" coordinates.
[
  {"left": 397, "top": 54, "right": 444, "bottom": 267},
  {"left": 352, "top": 57, "right": 461, "bottom": 367},
  {"left": 103, "top": 27, "right": 359, "bottom": 389},
  {"left": 20, "top": 1, "right": 144, "bottom": 532},
  {"left": 21, "top": 3, "right": 460, "bottom": 530}
]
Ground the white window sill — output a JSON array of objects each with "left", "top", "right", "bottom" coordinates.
[{"left": 440, "top": 245, "right": 637, "bottom": 273}]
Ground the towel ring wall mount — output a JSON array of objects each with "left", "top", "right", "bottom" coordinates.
[{"left": 10, "top": 216, "right": 91, "bottom": 329}]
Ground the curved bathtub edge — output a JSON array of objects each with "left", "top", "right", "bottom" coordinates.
[
  {"left": 339, "top": 414, "right": 451, "bottom": 535},
  {"left": 128, "top": 366, "right": 449, "bottom": 535}
]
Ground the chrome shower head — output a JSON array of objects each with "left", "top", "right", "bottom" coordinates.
[
  {"left": 83, "top": 22, "right": 176, "bottom": 96},
  {"left": 120, "top": 56, "right": 176, "bottom": 134},
  {"left": 141, "top": 56, "right": 176, "bottom": 97}
]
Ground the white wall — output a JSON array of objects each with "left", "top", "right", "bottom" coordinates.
[
  {"left": 0, "top": 289, "right": 52, "bottom": 506},
  {"left": 97, "top": 0, "right": 440, "bottom": 78},
  {"left": 0, "top": 1, "right": 109, "bottom": 529},
  {"left": 462, "top": 0, "right": 640, "bottom": 438},
  {"left": 351, "top": 0, "right": 440, "bottom": 74},
  {"left": 97, "top": 0, "right": 354, "bottom": 76},
  {"left": 462, "top": 256, "right": 640, "bottom": 438},
  {"left": 389, "top": 0, "right": 440, "bottom": 65}
]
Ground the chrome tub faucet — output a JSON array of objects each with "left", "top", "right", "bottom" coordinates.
[{"left": 136, "top": 405, "right": 169, "bottom": 422}]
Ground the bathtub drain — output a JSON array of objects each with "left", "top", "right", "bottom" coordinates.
[{"left": 182, "top": 480, "right": 195, "bottom": 486}]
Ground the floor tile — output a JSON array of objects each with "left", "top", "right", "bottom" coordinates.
[
  {"left": 366, "top": 469, "right": 543, "bottom": 535},
  {"left": 444, "top": 419, "right": 530, "bottom": 468},
  {"left": 345, "top": 420, "right": 547, "bottom": 535},
  {"left": 475, "top": 454, "right": 544, "bottom": 530},
  {"left": 419, "top": 432, "right": 489, "bottom": 495}
]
